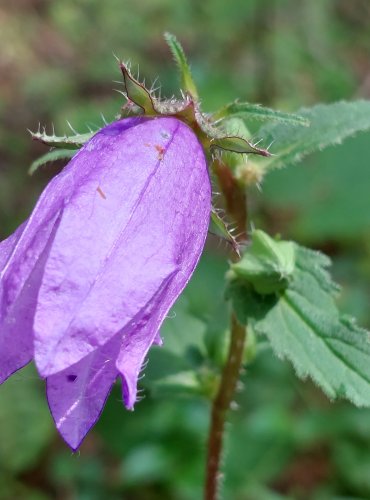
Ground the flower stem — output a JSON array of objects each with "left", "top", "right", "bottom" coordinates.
[
  {"left": 205, "top": 159, "right": 248, "bottom": 500},
  {"left": 205, "top": 314, "right": 247, "bottom": 500}
]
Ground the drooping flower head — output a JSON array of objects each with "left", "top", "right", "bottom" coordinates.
[{"left": 0, "top": 35, "right": 270, "bottom": 449}]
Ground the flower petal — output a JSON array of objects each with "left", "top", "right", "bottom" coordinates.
[
  {"left": 116, "top": 121, "right": 211, "bottom": 408},
  {"left": 0, "top": 222, "right": 26, "bottom": 305},
  {"left": 46, "top": 332, "right": 122, "bottom": 450},
  {"left": 34, "top": 117, "right": 210, "bottom": 377},
  {"left": 117, "top": 271, "right": 177, "bottom": 408},
  {"left": 0, "top": 223, "right": 25, "bottom": 269},
  {"left": 0, "top": 170, "right": 72, "bottom": 314},
  {"left": 0, "top": 221, "right": 60, "bottom": 382}
]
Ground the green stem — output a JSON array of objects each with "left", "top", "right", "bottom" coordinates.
[{"left": 205, "top": 160, "right": 248, "bottom": 500}]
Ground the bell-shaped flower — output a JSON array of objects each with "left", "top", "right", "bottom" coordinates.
[{"left": 0, "top": 116, "right": 211, "bottom": 449}]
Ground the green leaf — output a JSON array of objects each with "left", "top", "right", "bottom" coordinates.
[
  {"left": 228, "top": 237, "right": 370, "bottom": 407},
  {"left": 29, "top": 148, "right": 76, "bottom": 175},
  {"left": 259, "top": 100, "right": 370, "bottom": 170},
  {"left": 214, "top": 101, "right": 309, "bottom": 126},
  {"left": 30, "top": 129, "right": 94, "bottom": 149},
  {"left": 164, "top": 32, "right": 199, "bottom": 99},
  {"left": 230, "top": 230, "right": 296, "bottom": 294}
]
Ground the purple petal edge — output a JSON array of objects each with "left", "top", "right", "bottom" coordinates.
[{"left": 46, "top": 332, "right": 121, "bottom": 450}]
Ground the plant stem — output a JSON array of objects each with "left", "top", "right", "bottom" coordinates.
[
  {"left": 205, "top": 159, "right": 248, "bottom": 500},
  {"left": 212, "top": 159, "right": 248, "bottom": 243},
  {"left": 205, "top": 314, "right": 247, "bottom": 500}
]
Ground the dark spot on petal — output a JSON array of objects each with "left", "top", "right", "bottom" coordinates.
[
  {"left": 97, "top": 186, "right": 107, "bottom": 199},
  {"left": 155, "top": 144, "right": 165, "bottom": 160},
  {"left": 67, "top": 374, "right": 77, "bottom": 382}
]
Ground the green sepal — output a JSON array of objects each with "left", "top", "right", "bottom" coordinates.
[
  {"left": 119, "top": 60, "right": 198, "bottom": 120},
  {"left": 29, "top": 148, "right": 77, "bottom": 175},
  {"left": 230, "top": 230, "right": 295, "bottom": 294},
  {"left": 211, "top": 135, "right": 271, "bottom": 157},
  {"left": 210, "top": 207, "right": 240, "bottom": 256},
  {"left": 120, "top": 62, "right": 157, "bottom": 115},
  {"left": 220, "top": 118, "right": 251, "bottom": 168},
  {"left": 164, "top": 32, "right": 199, "bottom": 99},
  {"left": 30, "top": 129, "right": 94, "bottom": 149}
]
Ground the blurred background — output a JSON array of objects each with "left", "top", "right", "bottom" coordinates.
[{"left": 1, "top": 1, "right": 370, "bottom": 498}]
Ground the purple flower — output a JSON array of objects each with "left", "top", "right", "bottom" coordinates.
[{"left": 0, "top": 117, "right": 211, "bottom": 449}]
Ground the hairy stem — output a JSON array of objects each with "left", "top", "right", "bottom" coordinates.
[
  {"left": 212, "top": 159, "right": 248, "bottom": 244},
  {"left": 205, "top": 160, "right": 248, "bottom": 500},
  {"left": 205, "top": 314, "right": 247, "bottom": 500}
]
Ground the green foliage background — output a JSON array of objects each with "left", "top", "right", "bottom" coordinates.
[{"left": 1, "top": 1, "right": 370, "bottom": 498}]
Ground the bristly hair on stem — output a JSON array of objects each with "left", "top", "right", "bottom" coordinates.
[{"left": 205, "top": 165, "right": 249, "bottom": 500}]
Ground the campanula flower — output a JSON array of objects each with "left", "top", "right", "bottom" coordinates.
[{"left": 0, "top": 116, "right": 211, "bottom": 449}]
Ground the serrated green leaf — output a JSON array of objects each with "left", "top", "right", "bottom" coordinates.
[
  {"left": 30, "top": 129, "right": 94, "bottom": 149},
  {"left": 231, "top": 230, "right": 295, "bottom": 294},
  {"left": 164, "top": 32, "right": 198, "bottom": 99},
  {"left": 214, "top": 101, "right": 309, "bottom": 126},
  {"left": 259, "top": 100, "right": 370, "bottom": 170},
  {"left": 230, "top": 242, "right": 370, "bottom": 407},
  {"left": 29, "top": 148, "right": 76, "bottom": 175}
]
